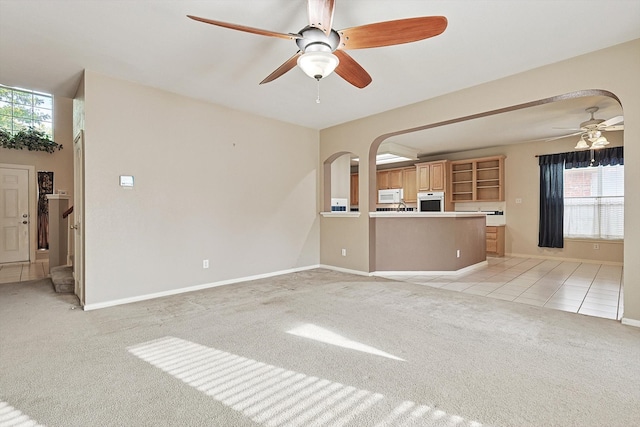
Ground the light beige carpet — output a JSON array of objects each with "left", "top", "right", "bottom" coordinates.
[{"left": 1, "top": 269, "right": 639, "bottom": 426}]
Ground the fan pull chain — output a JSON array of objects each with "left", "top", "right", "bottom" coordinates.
[{"left": 316, "top": 79, "right": 321, "bottom": 104}]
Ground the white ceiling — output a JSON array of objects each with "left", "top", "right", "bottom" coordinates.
[{"left": 1, "top": 0, "right": 638, "bottom": 153}]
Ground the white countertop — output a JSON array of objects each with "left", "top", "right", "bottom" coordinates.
[{"left": 369, "top": 212, "right": 486, "bottom": 218}]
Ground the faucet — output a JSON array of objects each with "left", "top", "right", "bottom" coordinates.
[{"left": 397, "top": 199, "right": 407, "bottom": 212}]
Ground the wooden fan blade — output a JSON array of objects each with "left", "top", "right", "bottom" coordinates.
[
  {"left": 599, "top": 115, "right": 623, "bottom": 128},
  {"left": 259, "top": 51, "right": 302, "bottom": 85},
  {"left": 338, "top": 16, "right": 447, "bottom": 50},
  {"left": 308, "top": 0, "right": 335, "bottom": 36},
  {"left": 334, "top": 50, "right": 372, "bottom": 88},
  {"left": 187, "top": 15, "right": 301, "bottom": 40}
]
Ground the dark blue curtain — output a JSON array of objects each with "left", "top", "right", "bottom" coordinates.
[
  {"left": 539, "top": 146, "right": 623, "bottom": 248},
  {"left": 539, "top": 153, "right": 566, "bottom": 248}
]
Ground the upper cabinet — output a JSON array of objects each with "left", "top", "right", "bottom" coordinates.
[
  {"left": 350, "top": 173, "right": 359, "bottom": 206},
  {"left": 402, "top": 167, "right": 417, "bottom": 203},
  {"left": 377, "top": 168, "right": 403, "bottom": 190},
  {"left": 415, "top": 160, "right": 448, "bottom": 192},
  {"left": 450, "top": 155, "right": 505, "bottom": 202}
]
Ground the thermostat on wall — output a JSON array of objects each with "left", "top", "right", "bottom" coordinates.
[{"left": 119, "top": 175, "right": 134, "bottom": 187}]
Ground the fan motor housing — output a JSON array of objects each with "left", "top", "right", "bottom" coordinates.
[
  {"left": 580, "top": 118, "right": 605, "bottom": 129},
  {"left": 296, "top": 26, "right": 341, "bottom": 52}
]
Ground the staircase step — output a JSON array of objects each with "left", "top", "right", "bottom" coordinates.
[{"left": 50, "top": 265, "right": 74, "bottom": 293}]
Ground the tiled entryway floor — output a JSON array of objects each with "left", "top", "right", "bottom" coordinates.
[
  {"left": 381, "top": 256, "right": 624, "bottom": 321},
  {"left": 0, "top": 261, "right": 49, "bottom": 284}
]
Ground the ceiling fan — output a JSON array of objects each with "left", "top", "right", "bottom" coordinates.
[
  {"left": 187, "top": 0, "right": 447, "bottom": 88},
  {"left": 547, "top": 106, "right": 624, "bottom": 150}
]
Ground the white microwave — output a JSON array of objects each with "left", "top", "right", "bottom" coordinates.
[
  {"left": 417, "top": 192, "right": 445, "bottom": 212},
  {"left": 378, "top": 188, "right": 403, "bottom": 204}
]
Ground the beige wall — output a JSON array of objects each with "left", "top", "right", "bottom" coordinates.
[
  {"left": 319, "top": 39, "right": 640, "bottom": 323},
  {"left": 373, "top": 216, "right": 486, "bottom": 271},
  {"left": 0, "top": 96, "right": 74, "bottom": 260},
  {"left": 80, "top": 71, "right": 320, "bottom": 306}
]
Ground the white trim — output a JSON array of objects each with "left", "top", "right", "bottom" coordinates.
[
  {"left": 507, "top": 252, "right": 623, "bottom": 266},
  {"left": 371, "top": 260, "right": 488, "bottom": 277},
  {"left": 320, "top": 212, "right": 361, "bottom": 218},
  {"left": 82, "top": 264, "right": 320, "bottom": 311},
  {"left": 621, "top": 317, "right": 640, "bottom": 328},
  {"left": 318, "top": 264, "right": 371, "bottom": 276}
]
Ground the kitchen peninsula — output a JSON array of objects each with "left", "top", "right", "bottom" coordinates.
[{"left": 369, "top": 211, "right": 487, "bottom": 273}]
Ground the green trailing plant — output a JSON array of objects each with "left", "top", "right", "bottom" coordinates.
[{"left": 0, "top": 127, "right": 62, "bottom": 153}]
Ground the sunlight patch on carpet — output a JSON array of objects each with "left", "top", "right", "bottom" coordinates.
[
  {"left": 286, "top": 323, "right": 405, "bottom": 361},
  {"left": 128, "top": 336, "right": 484, "bottom": 427},
  {"left": 0, "top": 401, "right": 45, "bottom": 427}
]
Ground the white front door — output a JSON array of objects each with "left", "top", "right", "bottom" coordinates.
[
  {"left": 0, "top": 167, "right": 30, "bottom": 263},
  {"left": 73, "top": 131, "right": 85, "bottom": 305}
]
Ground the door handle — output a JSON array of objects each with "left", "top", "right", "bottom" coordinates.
[
  {"left": 22, "top": 221, "right": 28, "bottom": 224},
  {"left": 22, "top": 214, "right": 28, "bottom": 218}
]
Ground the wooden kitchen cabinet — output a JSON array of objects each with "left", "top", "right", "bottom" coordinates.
[
  {"left": 486, "top": 225, "right": 505, "bottom": 256},
  {"left": 350, "top": 173, "right": 359, "bottom": 206},
  {"left": 415, "top": 160, "right": 448, "bottom": 192},
  {"left": 402, "top": 167, "right": 417, "bottom": 203},
  {"left": 450, "top": 155, "right": 505, "bottom": 202},
  {"left": 377, "top": 168, "right": 403, "bottom": 190}
]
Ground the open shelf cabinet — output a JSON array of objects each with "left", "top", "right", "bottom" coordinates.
[{"left": 450, "top": 156, "right": 505, "bottom": 202}]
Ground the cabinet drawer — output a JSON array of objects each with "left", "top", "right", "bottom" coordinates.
[
  {"left": 486, "top": 240, "right": 498, "bottom": 253},
  {"left": 486, "top": 226, "right": 498, "bottom": 233},
  {"left": 486, "top": 231, "right": 497, "bottom": 240}
]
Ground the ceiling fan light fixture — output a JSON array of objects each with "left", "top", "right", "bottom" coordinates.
[
  {"left": 575, "top": 136, "right": 590, "bottom": 150},
  {"left": 297, "top": 51, "right": 339, "bottom": 80},
  {"left": 587, "top": 130, "right": 602, "bottom": 142},
  {"left": 591, "top": 135, "right": 610, "bottom": 148}
]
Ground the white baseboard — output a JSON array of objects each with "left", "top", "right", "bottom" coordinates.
[
  {"left": 621, "top": 317, "right": 640, "bottom": 328},
  {"left": 371, "top": 260, "right": 488, "bottom": 277},
  {"left": 318, "top": 264, "right": 371, "bottom": 277},
  {"left": 82, "top": 264, "right": 321, "bottom": 311}
]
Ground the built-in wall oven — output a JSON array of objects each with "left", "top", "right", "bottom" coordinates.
[{"left": 417, "top": 191, "right": 445, "bottom": 212}]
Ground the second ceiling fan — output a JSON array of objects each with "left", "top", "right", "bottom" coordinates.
[
  {"left": 188, "top": 0, "right": 447, "bottom": 88},
  {"left": 547, "top": 106, "right": 624, "bottom": 150}
]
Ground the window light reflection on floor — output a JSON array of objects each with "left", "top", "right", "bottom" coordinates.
[
  {"left": 285, "top": 323, "right": 405, "bottom": 362},
  {"left": 128, "top": 336, "right": 484, "bottom": 427},
  {"left": 0, "top": 401, "right": 44, "bottom": 427}
]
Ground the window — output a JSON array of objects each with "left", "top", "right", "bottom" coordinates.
[
  {"left": 563, "top": 164, "right": 624, "bottom": 240},
  {"left": 0, "top": 84, "right": 53, "bottom": 138}
]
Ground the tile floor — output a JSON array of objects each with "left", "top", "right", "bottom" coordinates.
[
  {"left": 1, "top": 256, "right": 624, "bottom": 321},
  {"left": 0, "top": 261, "right": 50, "bottom": 284},
  {"left": 381, "top": 256, "right": 624, "bottom": 321}
]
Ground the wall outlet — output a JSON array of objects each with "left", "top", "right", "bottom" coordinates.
[
  {"left": 341, "top": 248, "right": 347, "bottom": 256},
  {"left": 456, "top": 249, "right": 461, "bottom": 258},
  {"left": 593, "top": 243, "right": 600, "bottom": 250},
  {"left": 515, "top": 198, "right": 522, "bottom": 204},
  {"left": 203, "top": 259, "right": 209, "bottom": 268}
]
